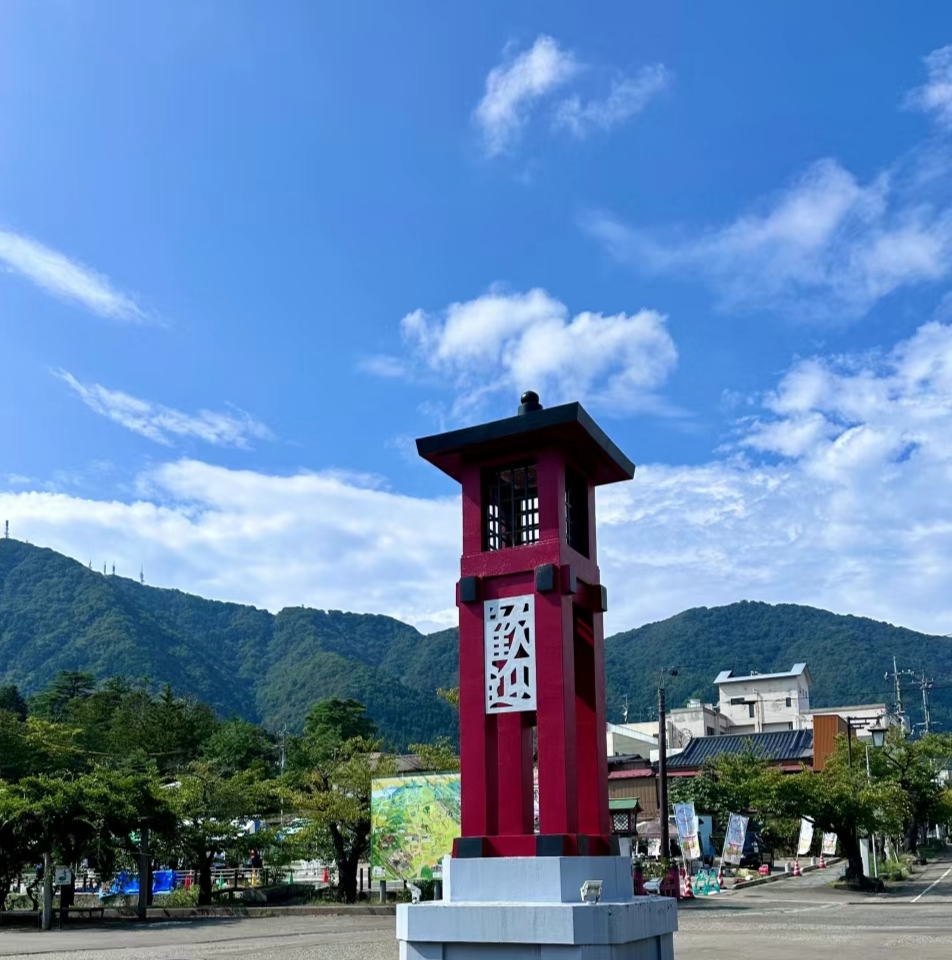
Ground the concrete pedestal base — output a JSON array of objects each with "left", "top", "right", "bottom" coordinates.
[{"left": 397, "top": 857, "right": 677, "bottom": 960}]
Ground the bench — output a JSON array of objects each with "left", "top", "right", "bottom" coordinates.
[{"left": 66, "top": 906, "right": 106, "bottom": 921}]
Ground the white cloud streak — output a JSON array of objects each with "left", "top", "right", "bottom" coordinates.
[
  {"left": 906, "top": 43, "right": 952, "bottom": 128},
  {"left": 554, "top": 65, "right": 668, "bottom": 137},
  {"left": 475, "top": 35, "right": 579, "bottom": 156},
  {"left": 0, "top": 229, "right": 145, "bottom": 321},
  {"left": 585, "top": 157, "right": 952, "bottom": 321},
  {"left": 584, "top": 45, "right": 952, "bottom": 321},
  {"left": 55, "top": 371, "right": 272, "bottom": 448},
  {"left": 11, "top": 321, "right": 952, "bottom": 637},
  {"left": 395, "top": 287, "right": 678, "bottom": 416}
]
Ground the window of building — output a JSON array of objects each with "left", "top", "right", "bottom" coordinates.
[
  {"left": 748, "top": 702, "right": 755, "bottom": 718},
  {"left": 483, "top": 464, "right": 539, "bottom": 550},
  {"left": 788, "top": 722, "right": 793, "bottom": 730},
  {"left": 706, "top": 726, "right": 715, "bottom": 736},
  {"left": 785, "top": 697, "right": 792, "bottom": 707},
  {"left": 564, "top": 467, "right": 590, "bottom": 557},
  {"left": 730, "top": 697, "right": 745, "bottom": 706}
]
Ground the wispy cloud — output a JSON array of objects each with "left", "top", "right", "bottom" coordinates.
[
  {"left": 905, "top": 43, "right": 952, "bottom": 128},
  {"left": 584, "top": 155, "right": 952, "bottom": 322},
  {"left": 372, "top": 287, "right": 677, "bottom": 418},
  {"left": 0, "top": 228, "right": 146, "bottom": 321},
  {"left": 554, "top": 65, "right": 669, "bottom": 137},
  {"left": 583, "top": 45, "right": 952, "bottom": 322},
  {"left": 55, "top": 371, "right": 272, "bottom": 448},
  {"left": 474, "top": 36, "right": 667, "bottom": 156},
  {"left": 13, "top": 319, "right": 952, "bottom": 636},
  {"left": 475, "top": 36, "right": 579, "bottom": 156}
]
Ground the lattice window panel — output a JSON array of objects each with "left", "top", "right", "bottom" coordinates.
[
  {"left": 484, "top": 595, "right": 537, "bottom": 713},
  {"left": 612, "top": 813, "right": 632, "bottom": 834}
]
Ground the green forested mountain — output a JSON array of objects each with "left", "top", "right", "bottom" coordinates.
[
  {"left": 4, "top": 539, "right": 952, "bottom": 745},
  {"left": 0, "top": 539, "right": 458, "bottom": 750},
  {"left": 605, "top": 601, "right": 952, "bottom": 732}
]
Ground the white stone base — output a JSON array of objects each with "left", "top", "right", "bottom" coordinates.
[{"left": 397, "top": 856, "right": 677, "bottom": 960}]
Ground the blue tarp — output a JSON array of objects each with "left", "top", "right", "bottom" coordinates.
[{"left": 99, "top": 870, "right": 175, "bottom": 898}]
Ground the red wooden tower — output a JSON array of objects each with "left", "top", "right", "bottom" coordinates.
[{"left": 417, "top": 392, "right": 635, "bottom": 859}]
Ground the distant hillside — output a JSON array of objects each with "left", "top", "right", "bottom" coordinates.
[
  {"left": 604, "top": 601, "right": 952, "bottom": 732},
  {"left": 3, "top": 540, "right": 951, "bottom": 744},
  {"left": 0, "top": 539, "right": 458, "bottom": 750}
]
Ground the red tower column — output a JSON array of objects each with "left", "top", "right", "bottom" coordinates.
[{"left": 417, "top": 393, "right": 634, "bottom": 859}]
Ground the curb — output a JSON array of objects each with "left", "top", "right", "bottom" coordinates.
[
  {"left": 84, "top": 905, "right": 398, "bottom": 921},
  {"left": 730, "top": 858, "right": 843, "bottom": 891}
]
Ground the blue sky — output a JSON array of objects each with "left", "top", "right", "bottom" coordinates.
[{"left": 4, "top": 2, "right": 952, "bottom": 635}]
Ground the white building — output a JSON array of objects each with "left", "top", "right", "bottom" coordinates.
[
  {"left": 797, "top": 703, "right": 889, "bottom": 739},
  {"left": 714, "top": 663, "right": 812, "bottom": 734}
]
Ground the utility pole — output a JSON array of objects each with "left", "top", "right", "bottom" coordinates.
[
  {"left": 657, "top": 667, "right": 678, "bottom": 861},
  {"left": 918, "top": 672, "right": 934, "bottom": 734},
  {"left": 885, "top": 657, "right": 914, "bottom": 733},
  {"left": 41, "top": 852, "right": 53, "bottom": 931}
]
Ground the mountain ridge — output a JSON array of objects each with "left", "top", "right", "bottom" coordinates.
[{"left": 3, "top": 539, "right": 951, "bottom": 740}]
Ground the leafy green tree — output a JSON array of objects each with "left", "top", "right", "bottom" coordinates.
[
  {"left": 410, "top": 737, "right": 460, "bottom": 773},
  {"left": 866, "top": 731, "right": 952, "bottom": 850},
  {"left": 167, "top": 762, "right": 276, "bottom": 906},
  {"left": 30, "top": 672, "right": 96, "bottom": 722},
  {"left": 286, "top": 698, "right": 392, "bottom": 903},
  {"left": 0, "top": 685, "right": 28, "bottom": 720},
  {"left": 201, "top": 719, "right": 276, "bottom": 776},
  {"left": 0, "top": 784, "right": 36, "bottom": 909}
]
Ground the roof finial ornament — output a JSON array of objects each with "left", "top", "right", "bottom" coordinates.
[{"left": 518, "top": 391, "right": 542, "bottom": 415}]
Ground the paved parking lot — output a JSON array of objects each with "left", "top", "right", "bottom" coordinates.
[{"left": 1, "top": 859, "right": 949, "bottom": 960}]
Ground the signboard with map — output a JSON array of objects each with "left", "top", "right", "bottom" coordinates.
[{"left": 371, "top": 773, "right": 461, "bottom": 881}]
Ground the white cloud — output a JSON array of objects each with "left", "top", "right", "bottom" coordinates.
[
  {"left": 0, "top": 228, "right": 145, "bottom": 321},
  {"left": 12, "top": 320, "right": 952, "bottom": 638},
  {"left": 475, "top": 35, "right": 579, "bottom": 156},
  {"left": 0, "top": 460, "right": 462, "bottom": 633},
  {"left": 395, "top": 287, "right": 678, "bottom": 416},
  {"left": 357, "top": 355, "right": 408, "bottom": 379},
  {"left": 474, "top": 36, "right": 668, "bottom": 156},
  {"left": 554, "top": 65, "right": 668, "bottom": 137},
  {"left": 585, "top": 158, "right": 952, "bottom": 320},
  {"left": 906, "top": 44, "right": 952, "bottom": 128},
  {"left": 55, "top": 370, "right": 272, "bottom": 448}
]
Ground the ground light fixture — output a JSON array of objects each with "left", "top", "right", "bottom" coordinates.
[{"left": 580, "top": 880, "right": 603, "bottom": 904}]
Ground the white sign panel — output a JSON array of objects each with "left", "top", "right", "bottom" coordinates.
[
  {"left": 821, "top": 832, "right": 838, "bottom": 856},
  {"left": 54, "top": 865, "right": 72, "bottom": 886},
  {"left": 484, "top": 595, "right": 537, "bottom": 713}
]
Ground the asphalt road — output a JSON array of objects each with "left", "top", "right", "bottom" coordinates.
[{"left": 1, "top": 859, "right": 949, "bottom": 960}]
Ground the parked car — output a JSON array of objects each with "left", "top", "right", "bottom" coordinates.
[{"left": 739, "top": 822, "right": 774, "bottom": 869}]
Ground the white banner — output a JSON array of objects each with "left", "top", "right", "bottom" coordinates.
[
  {"left": 674, "top": 802, "right": 701, "bottom": 861},
  {"left": 821, "top": 832, "right": 837, "bottom": 856},
  {"left": 721, "top": 812, "right": 749, "bottom": 866},
  {"left": 797, "top": 818, "right": 814, "bottom": 856}
]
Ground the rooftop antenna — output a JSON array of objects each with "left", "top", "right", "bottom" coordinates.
[{"left": 140, "top": 565, "right": 144, "bottom": 585}]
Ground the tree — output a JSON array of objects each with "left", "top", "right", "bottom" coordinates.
[
  {"left": 866, "top": 731, "right": 952, "bottom": 851},
  {"left": 201, "top": 719, "right": 276, "bottom": 776},
  {"left": 167, "top": 762, "right": 275, "bottom": 906},
  {"left": 30, "top": 672, "right": 96, "bottom": 722},
  {"left": 286, "top": 698, "right": 392, "bottom": 903},
  {"left": 304, "top": 698, "right": 377, "bottom": 742},
  {"left": 409, "top": 737, "right": 460, "bottom": 773},
  {"left": 0, "top": 685, "right": 28, "bottom": 720}
]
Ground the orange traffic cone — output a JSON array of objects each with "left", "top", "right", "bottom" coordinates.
[
  {"left": 792, "top": 859, "right": 801, "bottom": 877},
  {"left": 818, "top": 854, "right": 826, "bottom": 869},
  {"left": 681, "top": 866, "right": 695, "bottom": 899},
  {"left": 322, "top": 866, "right": 329, "bottom": 883}
]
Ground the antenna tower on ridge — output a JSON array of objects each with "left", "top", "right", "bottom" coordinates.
[
  {"left": 3, "top": 520, "right": 8, "bottom": 539},
  {"left": 140, "top": 565, "right": 145, "bottom": 585}
]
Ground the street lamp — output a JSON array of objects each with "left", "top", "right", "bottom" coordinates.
[{"left": 870, "top": 724, "right": 887, "bottom": 749}]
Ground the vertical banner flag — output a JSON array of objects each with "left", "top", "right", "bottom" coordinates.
[
  {"left": 721, "top": 813, "right": 749, "bottom": 865},
  {"left": 797, "top": 817, "right": 814, "bottom": 857},
  {"left": 821, "top": 832, "right": 838, "bottom": 856},
  {"left": 674, "top": 802, "right": 701, "bottom": 861}
]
